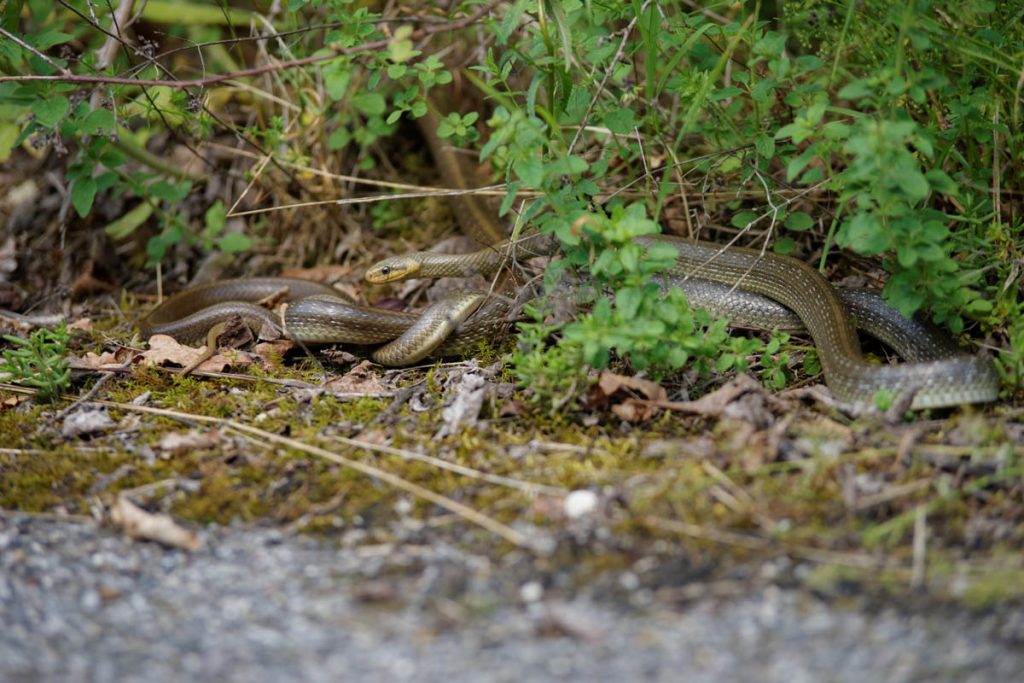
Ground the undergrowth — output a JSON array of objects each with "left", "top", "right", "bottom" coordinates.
[{"left": 0, "top": 0, "right": 1020, "bottom": 407}]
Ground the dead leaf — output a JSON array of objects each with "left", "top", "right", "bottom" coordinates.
[
  {"left": 74, "top": 347, "right": 137, "bottom": 370},
  {"left": 156, "top": 429, "right": 220, "bottom": 456},
  {"left": 141, "top": 334, "right": 253, "bottom": 373},
  {"left": 67, "top": 317, "right": 92, "bottom": 332},
  {"left": 253, "top": 340, "right": 296, "bottom": 362},
  {"left": 438, "top": 365, "right": 491, "bottom": 436},
  {"left": 499, "top": 399, "right": 527, "bottom": 418},
  {"left": 110, "top": 495, "right": 201, "bottom": 551},
  {"left": 62, "top": 408, "right": 115, "bottom": 438},
  {"left": 589, "top": 371, "right": 667, "bottom": 423},
  {"left": 324, "top": 359, "right": 386, "bottom": 395},
  {"left": 1, "top": 394, "right": 30, "bottom": 410},
  {"left": 650, "top": 374, "right": 764, "bottom": 417}
]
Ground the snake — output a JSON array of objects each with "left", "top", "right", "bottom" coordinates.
[{"left": 139, "top": 106, "right": 999, "bottom": 409}]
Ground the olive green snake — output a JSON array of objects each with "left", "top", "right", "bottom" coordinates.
[{"left": 139, "top": 113, "right": 999, "bottom": 410}]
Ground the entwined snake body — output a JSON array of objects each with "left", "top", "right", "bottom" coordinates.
[{"left": 140, "top": 112, "right": 999, "bottom": 410}]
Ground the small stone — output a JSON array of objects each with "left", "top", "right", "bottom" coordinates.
[
  {"left": 520, "top": 580, "right": 544, "bottom": 603},
  {"left": 563, "top": 490, "right": 598, "bottom": 520}
]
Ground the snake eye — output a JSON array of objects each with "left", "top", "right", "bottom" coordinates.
[{"left": 380, "top": 266, "right": 391, "bottom": 276}]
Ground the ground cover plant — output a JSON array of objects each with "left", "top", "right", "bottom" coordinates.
[{"left": 0, "top": 1, "right": 1022, "bottom": 607}]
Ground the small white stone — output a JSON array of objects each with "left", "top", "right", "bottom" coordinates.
[
  {"left": 563, "top": 490, "right": 599, "bottom": 519},
  {"left": 519, "top": 580, "right": 544, "bottom": 603}
]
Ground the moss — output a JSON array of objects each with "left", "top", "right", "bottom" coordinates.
[
  {"left": 0, "top": 443, "right": 134, "bottom": 513},
  {"left": 4, "top": 324, "right": 1022, "bottom": 608}
]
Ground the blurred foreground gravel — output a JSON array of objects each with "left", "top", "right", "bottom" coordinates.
[{"left": 2, "top": 512, "right": 1021, "bottom": 683}]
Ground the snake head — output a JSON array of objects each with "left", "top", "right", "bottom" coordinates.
[{"left": 364, "top": 256, "right": 420, "bottom": 284}]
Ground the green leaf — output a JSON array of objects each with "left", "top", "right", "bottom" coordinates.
[
  {"left": 838, "top": 79, "right": 873, "bottom": 100},
  {"left": 805, "top": 99, "right": 827, "bottom": 125},
  {"left": 822, "top": 121, "right": 850, "bottom": 140},
  {"left": 31, "top": 96, "right": 69, "bottom": 127},
  {"left": 327, "top": 126, "right": 350, "bottom": 150},
  {"left": 925, "top": 169, "right": 957, "bottom": 195},
  {"left": 352, "top": 93, "right": 386, "bottom": 116},
  {"left": 149, "top": 180, "right": 191, "bottom": 202},
  {"left": 218, "top": 232, "right": 252, "bottom": 253},
  {"left": 896, "top": 245, "right": 919, "bottom": 267},
  {"left": 709, "top": 86, "right": 743, "bottom": 101},
  {"left": 897, "top": 170, "right": 929, "bottom": 201},
  {"left": 755, "top": 134, "right": 775, "bottom": 159},
  {"left": 81, "top": 109, "right": 115, "bottom": 135},
  {"left": 30, "top": 31, "right": 73, "bottom": 49},
  {"left": 843, "top": 213, "right": 891, "bottom": 254},
  {"left": 515, "top": 156, "right": 543, "bottom": 188},
  {"left": 615, "top": 287, "right": 644, "bottom": 319},
  {"left": 71, "top": 177, "right": 97, "bottom": 217},
  {"left": 204, "top": 200, "right": 226, "bottom": 233},
  {"left": 786, "top": 147, "right": 817, "bottom": 182},
  {"left": 773, "top": 236, "right": 795, "bottom": 255},
  {"left": 603, "top": 107, "right": 636, "bottom": 135},
  {"left": 105, "top": 202, "right": 154, "bottom": 240},
  {"left": 387, "top": 25, "right": 415, "bottom": 63},
  {"left": 545, "top": 155, "right": 588, "bottom": 177},
  {"left": 324, "top": 66, "right": 350, "bottom": 101},
  {"left": 784, "top": 211, "right": 813, "bottom": 232},
  {"left": 731, "top": 211, "right": 758, "bottom": 229},
  {"left": 0, "top": 123, "right": 18, "bottom": 163}
]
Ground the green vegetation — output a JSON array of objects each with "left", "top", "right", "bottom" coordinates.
[
  {"left": 2, "top": 1, "right": 1020, "bottom": 404},
  {"left": 1, "top": 323, "right": 71, "bottom": 401}
]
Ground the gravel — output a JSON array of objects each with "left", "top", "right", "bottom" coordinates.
[{"left": 1, "top": 512, "right": 1021, "bottom": 683}]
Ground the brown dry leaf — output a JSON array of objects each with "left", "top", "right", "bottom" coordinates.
[
  {"left": 74, "top": 347, "right": 137, "bottom": 370},
  {"left": 156, "top": 429, "right": 220, "bottom": 456},
  {"left": 109, "top": 495, "right": 201, "bottom": 551},
  {"left": 141, "top": 334, "right": 253, "bottom": 373},
  {"left": 253, "top": 340, "right": 296, "bottom": 359},
  {"left": 67, "top": 317, "right": 93, "bottom": 332},
  {"left": 324, "top": 359, "right": 386, "bottom": 395},
  {"left": 590, "top": 371, "right": 667, "bottom": 423},
  {"left": 499, "top": 399, "right": 527, "bottom": 418},
  {"left": 654, "top": 374, "right": 764, "bottom": 417},
  {"left": 1, "top": 394, "right": 30, "bottom": 410}
]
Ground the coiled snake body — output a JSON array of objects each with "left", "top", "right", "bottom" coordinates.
[{"left": 140, "top": 114, "right": 998, "bottom": 410}]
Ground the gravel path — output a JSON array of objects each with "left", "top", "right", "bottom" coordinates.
[{"left": 2, "top": 513, "right": 1021, "bottom": 683}]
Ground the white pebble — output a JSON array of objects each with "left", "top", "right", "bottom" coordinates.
[
  {"left": 519, "top": 580, "right": 544, "bottom": 603},
  {"left": 563, "top": 490, "right": 598, "bottom": 519}
]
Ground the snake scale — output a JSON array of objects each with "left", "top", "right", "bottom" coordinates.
[{"left": 140, "top": 108, "right": 999, "bottom": 410}]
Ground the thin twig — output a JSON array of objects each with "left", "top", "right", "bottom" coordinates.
[{"left": 92, "top": 399, "right": 538, "bottom": 549}]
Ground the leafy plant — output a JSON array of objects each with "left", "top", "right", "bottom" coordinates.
[{"left": 1, "top": 324, "right": 72, "bottom": 402}]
